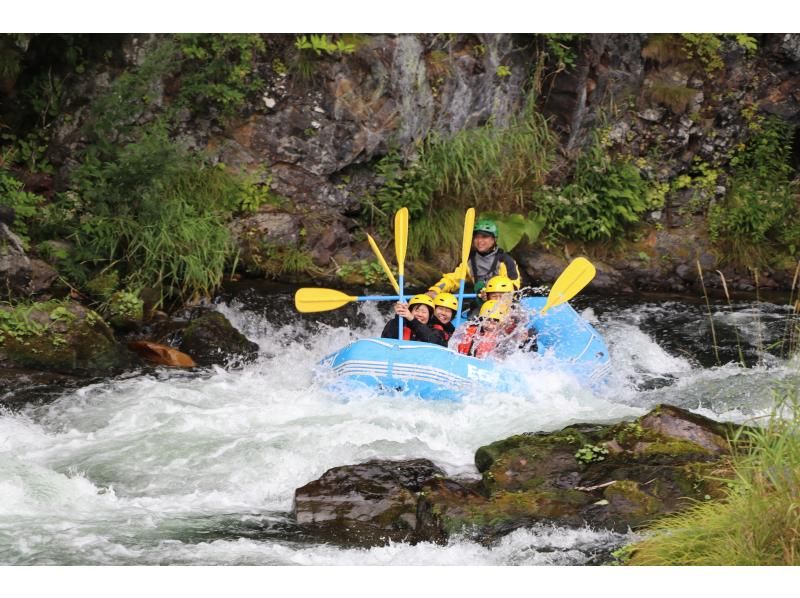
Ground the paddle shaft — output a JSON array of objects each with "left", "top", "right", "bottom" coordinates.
[
  {"left": 395, "top": 208, "right": 409, "bottom": 340},
  {"left": 455, "top": 208, "right": 476, "bottom": 328}
]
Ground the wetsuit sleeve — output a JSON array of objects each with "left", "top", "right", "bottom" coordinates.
[
  {"left": 499, "top": 253, "right": 521, "bottom": 290},
  {"left": 428, "top": 263, "right": 473, "bottom": 295},
  {"left": 381, "top": 317, "right": 399, "bottom": 339},
  {"left": 407, "top": 319, "right": 447, "bottom": 346}
]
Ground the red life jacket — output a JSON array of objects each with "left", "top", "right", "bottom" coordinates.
[
  {"left": 456, "top": 325, "right": 498, "bottom": 358},
  {"left": 431, "top": 322, "right": 451, "bottom": 342},
  {"left": 403, "top": 326, "right": 413, "bottom": 341}
]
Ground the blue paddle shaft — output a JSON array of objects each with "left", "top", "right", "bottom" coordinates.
[
  {"left": 455, "top": 278, "right": 468, "bottom": 327},
  {"left": 398, "top": 274, "right": 404, "bottom": 339},
  {"left": 355, "top": 294, "right": 475, "bottom": 302}
]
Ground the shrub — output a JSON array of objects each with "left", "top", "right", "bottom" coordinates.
[
  {"left": 708, "top": 114, "right": 799, "bottom": 266},
  {"left": 0, "top": 167, "right": 43, "bottom": 248},
  {"left": 68, "top": 126, "right": 242, "bottom": 304},
  {"left": 533, "top": 131, "right": 657, "bottom": 243}
]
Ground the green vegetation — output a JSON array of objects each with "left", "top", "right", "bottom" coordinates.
[
  {"left": 708, "top": 113, "right": 799, "bottom": 267},
  {"left": 0, "top": 34, "right": 280, "bottom": 307},
  {"left": 626, "top": 386, "right": 800, "bottom": 565},
  {"left": 537, "top": 34, "right": 582, "bottom": 71},
  {"left": 294, "top": 34, "right": 355, "bottom": 57},
  {"left": 336, "top": 259, "right": 386, "bottom": 286},
  {"left": 643, "top": 33, "right": 759, "bottom": 72},
  {"left": 534, "top": 131, "right": 663, "bottom": 243},
  {"left": 575, "top": 443, "right": 609, "bottom": 464},
  {"left": 0, "top": 299, "right": 78, "bottom": 345},
  {"left": 246, "top": 241, "right": 316, "bottom": 279},
  {"left": 61, "top": 125, "right": 245, "bottom": 303},
  {"left": 0, "top": 166, "right": 43, "bottom": 248},
  {"left": 361, "top": 96, "right": 556, "bottom": 257},
  {"left": 176, "top": 34, "right": 266, "bottom": 117}
]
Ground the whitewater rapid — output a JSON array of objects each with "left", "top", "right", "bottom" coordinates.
[{"left": 0, "top": 295, "right": 793, "bottom": 564}]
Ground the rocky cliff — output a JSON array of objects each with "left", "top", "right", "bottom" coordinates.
[{"left": 3, "top": 33, "right": 800, "bottom": 296}]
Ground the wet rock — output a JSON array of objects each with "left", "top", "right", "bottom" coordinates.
[
  {"left": 178, "top": 310, "right": 259, "bottom": 367},
  {"left": 293, "top": 458, "right": 450, "bottom": 546},
  {"left": 289, "top": 405, "right": 740, "bottom": 546},
  {"left": 638, "top": 404, "right": 733, "bottom": 454},
  {"left": 0, "top": 224, "right": 59, "bottom": 298},
  {"left": 0, "top": 301, "right": 128, "bottom": 375},
  {"left": 460, "top": 405, "right": 736, "bottom": 534}
]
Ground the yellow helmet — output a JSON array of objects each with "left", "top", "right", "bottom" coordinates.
[
  {"left": 433, "top": 292, "right": 458, "bottom": 312},
  {"left": 479, "top": 299, "right": 507, "bottom": 321},
  {"left": 408, "top": 294, "right": 435, "bottom": 310},
  {"left": 484, "top": 275, "right": 515, "bottom": 294}
]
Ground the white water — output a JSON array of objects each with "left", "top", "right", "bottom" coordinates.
[{"left": 0, "top": 297, "right": 793, "bottom": 565}]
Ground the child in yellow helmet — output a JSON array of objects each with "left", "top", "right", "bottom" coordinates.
[
  {"left": 430, "top": 292, "right": 458, "bottom": 343},
  {"left": 381, "top": 294, "right": 447, "bottom": 346},
  {"left": 455, "top": 300, "right": 508, "bottom": 358}
]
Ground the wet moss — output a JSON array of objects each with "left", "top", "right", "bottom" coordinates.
[{"left": 604, "top": 480, "right": 661, "bottom": 519}]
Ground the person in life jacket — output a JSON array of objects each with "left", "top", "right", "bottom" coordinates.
[
  {"left": 426, "top": 218, "right": 521, "bottom": 300},
  {"left": 430, "top": 292, "right": 458, "bottom": 343},
  {"left": 484, "top": 275, "right": 516, "bottom": 308},
  {"left": 456, "top": 300, "right": 508, "bottom": 359},
  {"left": 381, "top": 294, "right": 446, "bottom": 346},
  {"left": 484, "top": 274, "right": 538, "bottom": 353}
]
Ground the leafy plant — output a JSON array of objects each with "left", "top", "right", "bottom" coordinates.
[
  {"left": 575, "top": 444, "right": 609, "bottom": 464},
  {"left": 106, "top": 290, "right": 143, "bottom": 327},
  {"left": 495, "top": 65, "right": 511, "bottom": 78},
  {"left": 538, "top": 34, "right": 581, "bottom": 71},
  {"left": 533, "top": 131, "right": 657, "bottom": 243},
  {"left": 336, "top": 260, "right": 386, "bottom": 286},
  {"left": 68, "top": 126, "right": 243, "bottom": 304},
  {"left": 0, "top": 167, "right": 43, "bottom": 248},
  {"left": 708, "top": 113, "right": 798, "bottom": 266},
  {"left": 480, "top": 211, "right": 545, "bottom": 252},
  {"left": 294, "top": 34, "right": 355, "bottom": 56},
  {"left": 176, "top": 34, "right": 266, "bottom": 117}
]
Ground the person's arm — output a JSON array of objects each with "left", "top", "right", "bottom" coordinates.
[
  {"left": 407, "top": 319, "right": 447, "bottom": 346},
  {"left": 380, "top": 317, "right": 398, "bottom": 339},
  {"left": 428, "top": 260, "right": 473, "bottom": 295},
  {"left": 499, "top": 253, "right": 522, "bottom": 290}
]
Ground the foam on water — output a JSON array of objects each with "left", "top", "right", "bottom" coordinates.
[{"left": 0, "top": 296, "right": 794, "bottom": 564}]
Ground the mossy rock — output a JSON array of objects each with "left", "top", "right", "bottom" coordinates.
[
  {"left": 438, "top": 488, "right": 592, "bottom": 537},
  {"left": 475, "top": 426, "right": 597, "bottom": 473},
  {"left": 604, "top": 480, "right": 662, "bottom": 521},
  {"left": 0, "top": 300, "right": 125, "bottom": 374}
]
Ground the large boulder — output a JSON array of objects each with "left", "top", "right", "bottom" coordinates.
[
  {"left": 293, "top": 458, "right": 474, "bottom": 546},
  {"left": 178, "top": 310, "right": 259, "bottom": 367},
  {"left": 466, "top": 404, "right": 737, "bottom": 533},
  {"left": 290, "top": 405, "right": 741, "bottom": 547}
]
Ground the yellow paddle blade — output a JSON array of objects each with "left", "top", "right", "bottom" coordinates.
[
  {"left": 541, "top": 257, "right": 596, "bottom": 315},
  {"left": 461, "top": 208, "right": 475, "bottom": 266},
  {"left": 295, "top": 288, "right": 357, "bottom": 313},
  {"left": 394, "top": 207, "right": 409, "bottom": 277},
  {"left": 455, "top": 207, "right": 475, "bottom": 282},
  {"left": 366, "top": 234, "right": 400, "bottom": 294}
]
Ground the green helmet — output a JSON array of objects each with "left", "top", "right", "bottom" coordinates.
[{"left": 473, "top": 219, "right": 498, "bottom": 239}]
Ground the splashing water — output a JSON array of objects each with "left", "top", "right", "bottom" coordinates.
[{"left": 0, "top": 290, "right": 795, "bottom": 565}]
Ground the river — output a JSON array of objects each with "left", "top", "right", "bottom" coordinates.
[{"left": 1, "top": 284, "right": 797, "bottom": 565}]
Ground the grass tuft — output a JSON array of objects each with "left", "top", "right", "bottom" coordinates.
[{"left": 627, "top": 384, "right": 800, "bottom": 566}]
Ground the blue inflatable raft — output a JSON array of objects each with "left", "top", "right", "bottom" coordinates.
[{"left": 318, "top": 297, "right": 611, "bottom": 400}]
